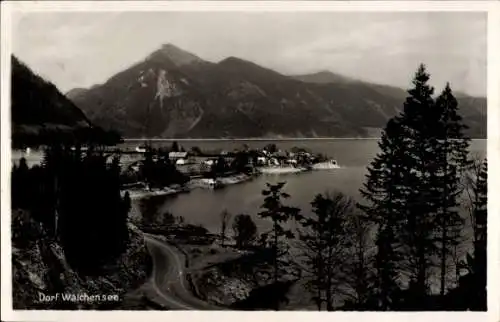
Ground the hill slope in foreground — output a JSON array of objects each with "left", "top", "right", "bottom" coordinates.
[{"left": 11, "top": 209, "right": 150, "bottom": 309}]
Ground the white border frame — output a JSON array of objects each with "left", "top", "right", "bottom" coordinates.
[{"left": 1, "top": 2, "right": 499, "bottom": 322}]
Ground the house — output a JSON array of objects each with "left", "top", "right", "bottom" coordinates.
[
  {"left": 257, "top": 156, "right": 267, "bottom": 165},
  {"left": 275, "top": 150, "right": 288, "bottom": 158},
  {"left": 169, "top": 151, "right": 188, "bottom": 160},
  {"left": 269, "top": 158, "right": 280, "bottom": 166},
  {"left": 203, "top": 159, "right": 215, "bottom": 166},
  {"left": 176, "top": 158, "right": 187, "bottom": 165}
]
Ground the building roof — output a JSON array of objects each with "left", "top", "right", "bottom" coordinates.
[{"left": 169, "top": 151, "right": 188, "bottom": 158}]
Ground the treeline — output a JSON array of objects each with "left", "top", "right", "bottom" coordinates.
[{"left": 11, "top": 145, "right": 131, "bottom": 274}]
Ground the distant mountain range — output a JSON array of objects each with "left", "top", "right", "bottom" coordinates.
[{"left": 60, "top": 43, "right": 484, "bottom": 139}]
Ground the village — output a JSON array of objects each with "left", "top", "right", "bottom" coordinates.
[{"left": 117, "top": 142, "right": 340, "bottom": 199}]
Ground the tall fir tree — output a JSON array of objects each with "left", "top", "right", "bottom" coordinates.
[
  {"left": 433, "top": 83, "right": 470, "bottom": 298},
  {"left": 232, "top": 214, "right": 258, "bottom": 249},
  {"left": 358, "top": 116, "right": 408, "bottom": 310},
  {"left": 344, "top": 210, "right": 372, "bottom": 309},
  {"left": 298, "top": 192, "right": 354, "bottom": 311},
  {"left": 258, "top": 181, "right": 301, "bottom": 310},
  {"left": 472, "top": 158, "right": 487, "bottom": 309},
  {"left": 398, "top": 64, "right": 439, "bottom": 302}
]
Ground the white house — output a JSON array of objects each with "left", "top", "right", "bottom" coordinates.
[
  {"left": 176, "top": 158, "right": 187, "bottom": 165},
  {"left": 257, "top": 156, "right": 267, "bottom": 165},
  {"left": 169, "top": 151, "right": 188, "bottom": 159},
  {"left": 270, "top": 158, "right": 280, "bottom": 166},
  {"left": 203, "top": 159, "right": 215, "bottom": 166}
]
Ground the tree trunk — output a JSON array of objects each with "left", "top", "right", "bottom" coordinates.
[
  {"left": 417, "top": 245, "right": 427, "bottom": 303},
  {"left": 316, "top": 287, "right": 322, "bottom": 311},
  {"left": 326, "top": 285, "right": 333, "bottom": 311},
  {"left": 54, "top": 175, "right": 59, "bottom": 240},
  {"left": 440, "top": 141, "right": 449, "bottom": 298},
  {"left": 325, "top": 245, "right": 334, "bottom": 311},
  {"left": 440, "top": 225, "right": 446, "bottom": 297},
  {"left": 317, "top": 254, "right": 323, "bottom": 311},
  {"left": 273, "top": 221, "right": 279, "bottom": 310},
  {"left": 221, "top": 224, "right": 225, "bottom": 247},
  {"left": 274, "top": 221, "right": 278, "bottom": 284}
]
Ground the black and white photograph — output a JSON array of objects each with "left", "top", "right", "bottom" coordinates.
[{"left": 1, "top": 1, "right": 498, "bottom": 320}]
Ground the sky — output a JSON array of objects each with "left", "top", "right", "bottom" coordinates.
[{"left": 12, "top": 11, "right": 487, "bottom": 96}]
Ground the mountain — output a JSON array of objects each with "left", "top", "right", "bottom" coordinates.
[
  {"left": 11, "top": 56, "right": 92, "bottom": 146},
  {"left": 68, "top": 44, "right": 487, "bottom": 139},
  {"left": 65, "top": 87, "right": 89, "bottom": 101},
  {"left": 293, "top": 71, "right": 356, "bottom": 85},
  {"left": 12, "top": 56, "right": 91, "bottom": 129},
  {"left": 146, "top": 43, "right": 206, "bottom": 67},
  {"left": 11, "top": 56, "right": 122, "bottom": 147},
  {"left": 294, "top": 71, "right": 486, "bottom": 139}
]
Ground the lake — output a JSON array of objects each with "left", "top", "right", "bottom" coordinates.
[
  {"left": 128, "top": 139, "right": 487, "bottom": 233},
  {"left": 11, "top": 139, "right": 487, "bottom": 232}
]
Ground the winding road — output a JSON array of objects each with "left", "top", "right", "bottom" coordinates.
[{"left": 144, "top": 234, "right": 224, "bottom": 310}]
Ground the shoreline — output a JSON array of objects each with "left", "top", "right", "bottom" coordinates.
[
  {"left": 122, "top": 173, "right": 256, "bottom": 201},
  {"left": 122, "top": 164, "right": 344, "bottom": 202},
  {"left": 259, "top": 167, "right": 305, "bottom": 174}
]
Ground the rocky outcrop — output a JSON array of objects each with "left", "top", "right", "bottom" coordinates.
[{"left": 11, "top": 210, "right": 150, "bottom": 309}]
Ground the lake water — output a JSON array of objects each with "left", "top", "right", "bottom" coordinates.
[
  {"left": 11, "top": 139, "right": 487, "bottom": 232},
  {"left": 127, "top": 139, "right": 487, "bottom": 234}
]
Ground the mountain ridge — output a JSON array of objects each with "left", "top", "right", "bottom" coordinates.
[
  {"left": 11, "top": 55, "right": 124, "bottom": 147},
  {"left": 11, "top": 55, "right": 93, "bottom": 148},
  {"left": 67, "top": 44, "right": 487, "bottom": 139}
]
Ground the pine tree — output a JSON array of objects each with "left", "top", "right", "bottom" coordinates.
[
  {"left": 472, "top": 158, "right": 487, "bottom": 309},
  {"left": 358, "top": 117, "right": 408, "bottom": 309},
  {"left": 233, "top": 214, "right": 258, "bottom": 249},
  {"left": 123, "top": 191, "right": 132, "bottom": 215},
  {"left": 141, "top": 145, "right": 155, "bottom": 189},
  {"left": 11, "top": 157, "right": 29, "bottom": 209},
  {"left": 219, "top": 209, "right": 232, "bottom": 247},
  {"left": 258, "top": 181, "right": 301, "bottom": 310},
  {"left": 433, "top": 83, "right": 470, "bottom": 298},
  {"left": 449, "top": 157, "right": 487, "bottom": 310},
  {"left": 298, "top": 191, "right": 354, "bottom": 311},
  {"left": 398, "top": 64, "right": 439, "bottom": 302},
  {"left": 171, "top": 141, "right": 180, "bottom": 152},
  {"left": 345, "top": 210, "right": 372, "bottom": 309}
]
